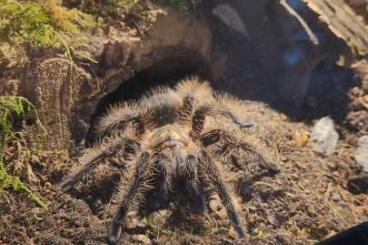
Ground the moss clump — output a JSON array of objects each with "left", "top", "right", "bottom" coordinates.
[
  {"left": 0, "top": 164, "right": 48, "bottom": 210},
  {"left": 0, "top": 0, "right": 98, "bottom": 45},
  {"left": 0, "top": 1, "right": 59, "bottom": 48},
  {"left": 0, "top": 0, "right": 99, "bottom": 67},
  {"left": 0, "top": 96, "right": 40, "bottom": 135},
  {"left": 42, "top": 0, "right": 98, "bottom": 33},
  {"left": 0, "top": 96, "right": 48, "bottom": 211}
]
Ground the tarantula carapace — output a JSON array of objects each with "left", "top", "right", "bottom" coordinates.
[{"left": 59, "top": 78, "right": 280, "bottom": 244}]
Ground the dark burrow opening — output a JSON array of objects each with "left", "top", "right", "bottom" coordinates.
[
  {"left": 80, "top": 55, "right": 209, "bottom": 212},
  {"left": 78, "top": 49, "right": 212, "bottom": 213},
  {"left": 85, "top": 54, "right": 210, "bottom": 145}
]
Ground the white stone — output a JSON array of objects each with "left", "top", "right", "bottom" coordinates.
[
  {"left": 311, "top": 117, "right": 339, "bottom": 156},
  {"left": 355, "top": 135, "right": 368, "bottom": 172}
]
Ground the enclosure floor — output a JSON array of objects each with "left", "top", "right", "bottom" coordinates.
[{"left": 1, "top": 83, "right": 367, "bottom": 245}]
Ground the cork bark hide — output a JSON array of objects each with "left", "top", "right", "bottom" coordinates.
[{"left": 303, "top": 0, "right": 368, "bottom": 56}]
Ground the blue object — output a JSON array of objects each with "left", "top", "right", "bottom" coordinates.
[{"left": 283, "top": 46, "right": 305, "bottom": 66}]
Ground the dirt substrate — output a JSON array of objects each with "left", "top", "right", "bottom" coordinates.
[{"left": 1, "top": 83, "right": 368, "bottom": 245}]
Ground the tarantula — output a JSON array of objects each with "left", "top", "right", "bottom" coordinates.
[{"left": 59, "top": 78, "right": 280, "bottom": 244}]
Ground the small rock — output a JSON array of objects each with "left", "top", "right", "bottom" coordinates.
[
  {"left": 132, "top": 234, "right": 151, "bottom": 245},
  {"left": 215, "top": 208, "right": 228, "bottom": 221},
  {"left": 209, "top": 198, "right": 222, "bottom": 212},
  {"left": 311, "top": 117, "right": 339, "bottom": 156},
  {"left": 126, "top": 211, "right": 146, "bottom": 229},
  {"left": 360, "top": 95, "right": 368, "bottom": 109},
  {"left": 330, "top": 192, "right": 341, "bottom": 202},
  {"left": 362, "top": 78, "right": 368, "bottom": 94},
  {"left": 228, "top": 226, "right": 237, "bottom": 238},
  {"left": 355, "top": 135, "right": 368, "bottom": 172},
  {"left": 267, "top": 214, "right": 282, "bottom": 227},
  {"left": 209, "top": 197, "right": 229, "bottom": 221},
  {"left": 294, "top": 130, "right": 310, "bottom": 147},
  {"left": 148, "top": 210, "right": 171, "bottom": 226}
]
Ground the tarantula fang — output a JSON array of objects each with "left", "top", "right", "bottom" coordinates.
[{"left": 59, "top": 78, "right": 279, "bottom": 244}]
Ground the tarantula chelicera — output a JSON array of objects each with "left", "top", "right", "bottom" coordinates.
[{"left": 59, "top": 78, "right": 280, "bottom": 244}]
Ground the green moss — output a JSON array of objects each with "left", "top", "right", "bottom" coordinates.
[
  {"left": 0, "top": 1, "right": 60, "bottom": 48},
  {"left": 42, "top": 0, "right": 98, "bottom": 33},
  {"left": 0, "top": 96, "right": 48, "bottom": 211},
  {"left": 0, "top": 96, "right": 38, "bottom": 134},
  {"left": 0, "top": 163, "right": 48, "bottom": 210},
  {"left": 0, "top": 0, "right": 99, "bottom": 66}
]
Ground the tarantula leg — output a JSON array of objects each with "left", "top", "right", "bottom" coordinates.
[
  {"left": 59, "top": 138, "right": 140, "bottom": 192},
  {"left": 155, "top": 153, "right": 175, "bottom": 196},
  {"left": 178, "top": 95, "right": 195, "bottom": 123},
  {"left": 238, "top": 141, "right": 280, "bottom": 173},
  {"left": 108, "top": 152, "right": 154, "bottom": 245},
  {"left": 199, "top": 150, "right": 246, "bottom": 238},
  {"left": 192, "top": 106, "right": 207, "bottom": 136},
  {"left": 181, "top": 155, "right": 200, "bottom": 195},
  {"left": 200, "top": 129, "right": 280, "bottom": 174},
  {"left": 95, "top": 110, "right": 141, "bottom": 139},
  {"left": 216, "top": 109, "right": 255, "bottom": 128},
  {"left": 182, "top": 155, "right": 206, "bottom": 213},
  {"left": 191, "top": 106, "right": 254, "bottom": 136}
]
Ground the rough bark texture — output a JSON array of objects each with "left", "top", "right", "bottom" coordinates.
[
  {"left": 21, "top": 59, "right": 93, "bottom": 149},
  {"left": 303, "top": 0, "right": 368, "bottom": 56}
]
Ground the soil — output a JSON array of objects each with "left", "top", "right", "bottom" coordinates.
[{"left": 1, "top": 1, "right": 368, "bottom": 245}]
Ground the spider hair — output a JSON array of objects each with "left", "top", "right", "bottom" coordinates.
[{"left": 59, "top": 77, "right": 280, "bottom": 244}]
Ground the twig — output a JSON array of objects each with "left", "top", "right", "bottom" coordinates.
[
  {"left": 51, "top": 29, "right": 73, "bottom": 65},
  {"left": 279, "top": 0, "right": 319, "bottom": 45}
]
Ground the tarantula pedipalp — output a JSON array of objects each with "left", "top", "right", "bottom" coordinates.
[{"left": 59, "top": 78, "right": 280, "bottom": 244}]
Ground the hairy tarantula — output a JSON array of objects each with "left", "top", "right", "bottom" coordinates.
[{"left": 59, "top": 78, "right": 280, "bottom": 244}]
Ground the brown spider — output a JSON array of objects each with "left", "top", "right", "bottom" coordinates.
[{"left": 59, "top": 78, "right": 280, "bottom": 244}]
